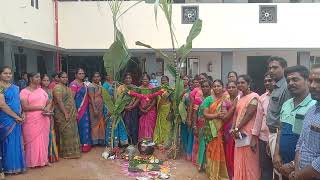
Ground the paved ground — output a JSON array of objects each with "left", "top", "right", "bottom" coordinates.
[{"left": 6, "top": 147, "right": 209, "bottom": 180}]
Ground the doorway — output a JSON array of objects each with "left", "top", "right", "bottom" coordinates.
[
  {"left": 14, "top": 54, "right": 27, "bottom": 81},
  {"left": 121, "top": 57, "right": 144, "bottom": 86},
  {"left": 247, "top": 56, "right": 270, "bottom": 95},
  {"left": 62, "top": 56, "right": 106, "bottom": 82}
]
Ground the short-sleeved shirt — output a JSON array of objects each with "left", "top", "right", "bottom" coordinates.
[
  {"left": 267, "top": 77, "right": 291, "bottom": 130},
  {"left": 296, "top": 104, "right": 320, "bottom": 175},
  {"left": 279, "top": 94, "right": 316, "bottom": 163}
]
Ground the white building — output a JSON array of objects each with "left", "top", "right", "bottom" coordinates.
[{"left": 1, "top": 0, "right": 320, "bottom": 92}]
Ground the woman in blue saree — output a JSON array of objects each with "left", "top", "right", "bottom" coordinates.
[
  {"left": 0, "top": 66, "right": 25, "bottom": 174},
  {"left": 70, "top": 68, "right": 92, "bottom": 152},
  {"left": 103, "top": 82, "right": 129, "bottom": 149},
  {"left": 180, "top": 75, "right": 194, "bottom": 160}
]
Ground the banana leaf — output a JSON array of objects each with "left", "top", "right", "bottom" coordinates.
[
  {"left": 174, "top": 77, "right": 184, "bottom": 106},
  {"left": 167, "top": 64, "right": 177, "bottom": 78},
  {"left": 177, "top": 19, "right": 202, "bottom": 64},
  {"left": 101, "top": 87, "right": 115, "bottom": 115},
  {"left": 178, "top": 101, "right": 187, "bottom": 123},
  {"left": 114, "top": 93, "right": 132, "bottom": 116},
  {"left": 103, "top": 29, "right": 131, "bottom": 82},
  {"left": 135, "top": 41, "right": 171, "bottom": 63}
]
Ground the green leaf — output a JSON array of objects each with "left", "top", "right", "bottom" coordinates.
[
  {"left": 114, "top": 94, "right": 132, "bottom": 115},
  {"left": 153, "top": 0, "right": 160, "bottom": 28},
  {"left": 166, "top": 63, "right": 177, "bottom": 77},
  {"left": 135, "top": 41, "right": 171, "bottom": 63},
  {"left": 101, "top": 88, "right": 115, "bottom": 115},
  {"left": 103, "top": 30, "right": 131, "bottom": 82},
  {"left": 178, "top": 101, "right": 187, "bottom": 123},
  {"left": 186, "top": 19, "right": 202, "bottom": 43},
  {"left": 177, "top": 19, "right": 202, "bottom": 65},
  {"left": 174, "top": 77, "right": 184, "bottom": 106}
]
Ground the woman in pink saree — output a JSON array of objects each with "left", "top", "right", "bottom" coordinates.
[
  {"left": 20, "top": 72, "right": 50, "bottom": 168},
  {"left": 232, "top": 75, "right": 260, "bottom": 180},
  {"left": 128, "top": 74, "right": 163, "bottom": 141}
]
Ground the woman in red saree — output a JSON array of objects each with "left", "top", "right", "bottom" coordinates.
[
  {"left": 20, "top": 72, "right": 50, "bottom": 167},
  {"left": 232, "top": 75, "right": 260, "bottom": 180}
]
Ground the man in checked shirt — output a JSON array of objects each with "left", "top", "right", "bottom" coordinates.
[{"left": 289, "top": 64, "right": 320, "bottom": 180}]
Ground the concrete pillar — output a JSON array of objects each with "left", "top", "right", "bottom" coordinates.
[
  {"left": 221, "top": 52, "right": 233, "bottom": 84},
  {"left": 297, "top": 51, "right": 311, "bottom": 69},
  {"left": 3, "top": 41, "right": 13, "bottom": 67},
  {"left": 43, "top": 51, "right": 56, "bottom": 76},
  {"left": 26, "top": 49, "right": 37, "bottom": 73},
  {"left": 0, "top": 42, "right": 4, "bottom": 67},
  {"left": 144, "top": 53, "right": 157, "bottom": 75}
]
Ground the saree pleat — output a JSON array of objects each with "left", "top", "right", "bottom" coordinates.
[{"left": 89, "top": 85, "right": 105, "bottom": 145}]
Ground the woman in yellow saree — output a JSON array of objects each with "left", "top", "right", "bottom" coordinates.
[
  {"left": 153, "top": 76, "right": 173, "bottom": 147},
  {"left": 201, "top": 80, "right": 233, "bottom": 180}
]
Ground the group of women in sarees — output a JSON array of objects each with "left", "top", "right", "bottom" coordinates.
[
  {"left": 0, "top": 65, "right": 174, "bottom": 178},
  {"left": 0, "top": 64, "right": 261, "bottom": 180},
  {"left": 180, "top": 72, "right": 261, "bottom": 180}
]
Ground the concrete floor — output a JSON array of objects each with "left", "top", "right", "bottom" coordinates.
[{"left": 6, "top": 147, "right": 209, "bottom": 180}]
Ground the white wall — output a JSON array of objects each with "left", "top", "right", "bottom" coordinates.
[
  {"left": 189, "top": 52, "right": 221, "bottom": 79},
  {"left": 0, "top": 0, "right": 55, "bottom": 45},
  {"left": 58, "top": 2, "right": 320, "bottom": 50}
]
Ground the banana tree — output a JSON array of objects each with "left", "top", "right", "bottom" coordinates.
[
  {"left": 102, "top": 0, "right": 202, "bottom": 157},
  {"left": 135, "top": 0, "right": 202, "bottom": 158},
  {"left": 103, "top": 0, "right": 143, "bottom": 82},
  {"left": 102, "top": 0, "right": 142, "bottom": 149}
]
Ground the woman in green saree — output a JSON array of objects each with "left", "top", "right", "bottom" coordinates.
[
  {"left": 200, "top": 80, "right": 234, "bottom": 180},
  {"left": 53, "top": 72, "right": 81, "bottom": 159},
  {"left": 153, "top": 76, "right": 173, "bottom": 147}
]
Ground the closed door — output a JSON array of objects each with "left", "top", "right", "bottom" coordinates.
[{"left": 247, "top": 56, "right": 270, "bottom": 95}]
